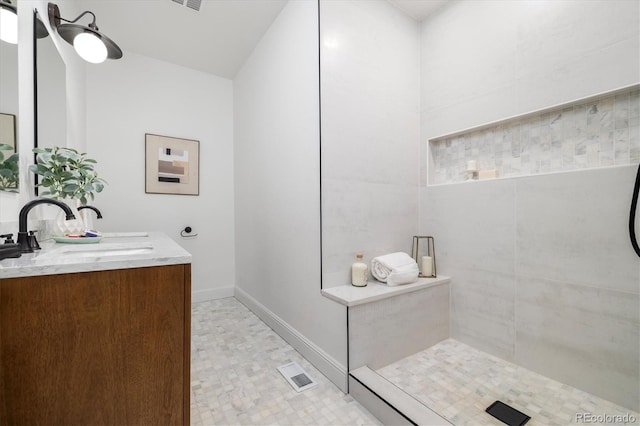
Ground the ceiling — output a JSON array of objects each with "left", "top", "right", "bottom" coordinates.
[
  {"left": 387, "top": 0, "right": 449, "bottom": 21},
  {"left": 75, "top": 0, "right": 448, "bottom": 79},
  {"left": 78, "top": 0, "right": 288, "bottom": 79}
]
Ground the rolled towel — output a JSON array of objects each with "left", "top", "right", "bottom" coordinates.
[
  {"left": 371, "top": 252, "right": 416, "bottom": 280},
  {"left": 387, "top": 264, "right": 420, "bottom": 286},
  {"left": 371, "top": 252, "right": 419, "bottom": 286}
]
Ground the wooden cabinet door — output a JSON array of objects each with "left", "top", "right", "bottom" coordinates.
[{"left": 0, "top": 264, "right": 190, "bottom": 426}]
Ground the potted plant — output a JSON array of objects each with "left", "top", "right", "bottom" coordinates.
[
  {"left": 30, "top": 146, "right": 106, "bottom": 204},
  {"left": 30, "top": 146, "right": 106, "bottom": 235},
  {"left": 0, "top": 143, "right": 19, "bottom": 192}
]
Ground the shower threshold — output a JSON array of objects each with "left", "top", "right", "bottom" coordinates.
[
  {"left": 366, "top": 339, "right": 639, "bottom": 426},
  {"left": 349, "top": 366, "right": 451, "bottom": 425}
]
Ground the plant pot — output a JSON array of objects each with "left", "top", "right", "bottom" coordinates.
[
  {"left": 51, "top": 199, "right": 85, "bottom": 237},
  {"left": 78, "top": 209, "right": 95, "bottom": 232}
]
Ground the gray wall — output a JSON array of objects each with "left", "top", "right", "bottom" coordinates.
[
  {"left": 419, "top": 0, "right": 640, "bottom": 411},
  {"left": 320, "top": 0, "right": 421, "bottom": 288},
  {"left": 349, "top": 283, "right": 449, "bottom": 370},
  {"left": 421, "top": 167, "right": 639, "bottom": 410}
]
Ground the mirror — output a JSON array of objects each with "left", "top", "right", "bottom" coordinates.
[
  {"left": 34, "top": 10, "right": 66, "bottom": 194},
  {"left": 0, "top": 16, "right": 18, "bottom": 192}
]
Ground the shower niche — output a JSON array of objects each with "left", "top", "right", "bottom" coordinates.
[{"left": 428, "top": 85, "right": 640, "bottom": 186}]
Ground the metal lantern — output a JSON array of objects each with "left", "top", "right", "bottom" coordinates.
[{"left": 411, "top": 236, "right": 437, "bottom": 278}]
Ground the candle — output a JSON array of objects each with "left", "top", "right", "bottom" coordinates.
[{"left": 421, "top": 256, "right": 433, "bottom": 276}]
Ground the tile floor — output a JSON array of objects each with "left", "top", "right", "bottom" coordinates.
[
  {"left": 190, "top": 298, "right": 380, "bottom": 426},
  {"left": 377, "top": 339, "right": 639, "bottom": 426}
]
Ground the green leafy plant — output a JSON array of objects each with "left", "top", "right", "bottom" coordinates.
[
  {"left": 30, "top": 146, "right": 106, "bottom": 205},
  {"left": 0, "top": 143, "right": 19, "bottom": 192}
]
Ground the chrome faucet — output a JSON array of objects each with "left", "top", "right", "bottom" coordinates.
[
  {"left": 77, "top": 205, "right": 103, "bottom": 219},
  {"left": 18, "top": 198, "right": 76, "bottom": 253}
]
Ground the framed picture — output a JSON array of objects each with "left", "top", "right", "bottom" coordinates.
[
  {"left": 145, "top": 133, "right": 199, "bottom": 196},
  {"left": 0, "top": 113, "right": 16, "bottom": 154}
]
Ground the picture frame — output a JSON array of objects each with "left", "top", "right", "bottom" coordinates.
[
  {"left": 145, "top": 133, "right": 199, "bottom": 196},
  {"left": 0, "top": 113, "right": 16, "bottom": 153}
]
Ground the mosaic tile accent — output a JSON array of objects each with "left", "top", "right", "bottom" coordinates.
[
  {"left": 430, "top": 88, "right": 640, "bottom": 184},
  {"left": 190, "top": 298, "right": 380, "bottom": 426},
  {"left": 377, "top": 339, "right": 639, "bottom": 426}
]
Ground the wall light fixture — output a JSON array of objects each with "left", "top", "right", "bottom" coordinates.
[
  {"left": 0, "top": 0, "right": 18, "bottom": 45},
  {"left": 47, "top": 2, "right": 122, "bottom": 63}
]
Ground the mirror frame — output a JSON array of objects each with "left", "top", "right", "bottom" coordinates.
[
  {"left": 33, "top": 10, "right": 43, "bottom": 195},
  {"left": 33, "top": 10, "right": 59, "bottom": 195},
  {"left": 33, "top": 11, "right": 40, "bottom": 194}
]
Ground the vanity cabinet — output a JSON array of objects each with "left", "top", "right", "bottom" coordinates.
[{"left": 0, "top": 264, "right": 191, "bottom": 425}]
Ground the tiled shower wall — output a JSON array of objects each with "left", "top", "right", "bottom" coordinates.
[
  {"left": 321, "top": 0, "right": 420, "bottom": 288},
  {"left": 430, "top": 88, "right": 640, "bottom": 185},
  {"left": 419, "top": 0, "right": 639, "bottom": 411}
]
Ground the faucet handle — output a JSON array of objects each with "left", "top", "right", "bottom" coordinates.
[{"left": 0, "top": 233, "right": 15, "bottom": 244}]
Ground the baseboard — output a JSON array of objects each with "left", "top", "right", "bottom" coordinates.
[
  {"left": 192, "top": 286, "right": 234, "bottom": 303},
  {"left": 234, "top": 287, "right": 348, "bottom": 392}
]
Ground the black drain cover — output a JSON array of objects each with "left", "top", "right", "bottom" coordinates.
[
  {"left": 291, "top": 373, "right": 312, "bottom": 388},
  {"left": 486, "top": 400, "right": 531, "bottom": 426}
]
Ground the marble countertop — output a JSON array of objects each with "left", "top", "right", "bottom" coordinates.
[
  {"left": 0, "top": 232, "right": 191, "bottom": 279},
  {"left": 322, "top": 275, "right": 451, "bottom": 307}
]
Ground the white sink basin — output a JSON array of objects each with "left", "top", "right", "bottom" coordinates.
[
  {"left": 101, "top": 232, "right": 149, "bottom": 238},
  {"left": 57, "top": 243, "right": 154, "bottom": 258}
]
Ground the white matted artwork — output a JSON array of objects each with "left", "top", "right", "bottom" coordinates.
[{"left": 145, "top": 133, "right": 199, "bottom": 195}]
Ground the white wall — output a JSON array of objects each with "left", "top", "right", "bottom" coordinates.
[
  {"left": 320, "top": 0, "right": 421, "bottom": 288},
  {"left": 420, "top": 0, "right": 639, "bottom": 411},
  {"left": 234, "top": 0, "right": 349, "bottom": 389},
  {"left": 85, "top": 52, "right": 235, "bottom": 301}
]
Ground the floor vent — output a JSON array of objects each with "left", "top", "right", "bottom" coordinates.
[
  {"left": 169, "top": 0, "right": 201, "bottom": 12},
  {"left": 186, "top": 0, "right": 202, "bottom": 11},
  {"left": 277, "top": 362, "right": 317, "bottom": 392}
]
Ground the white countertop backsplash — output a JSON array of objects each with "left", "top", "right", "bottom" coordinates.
[{"left": 0, "top": 232, "right": 191, "bottom": 279}]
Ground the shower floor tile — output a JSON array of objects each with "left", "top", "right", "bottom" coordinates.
[
  {"left": 190, "top": 297, "right": 380, "bottom": 426},
  {"left": 376, "top": 339, "right": 639, "bottom": 426}
]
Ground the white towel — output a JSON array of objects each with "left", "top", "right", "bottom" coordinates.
[{"left": 371, "top": 252, "right": 419, "bottom": 286}]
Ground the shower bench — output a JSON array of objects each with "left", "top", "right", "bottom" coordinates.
[{"left": 322, "top": 276, "right": 452, "bottom": 425}]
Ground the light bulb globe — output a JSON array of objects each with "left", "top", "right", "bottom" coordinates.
[
  {"left": 0, "top": 7, "right": 18, "bottom": 45},
  {"left": 74, "top": 31, "right": 107, "bottom": 63}
]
